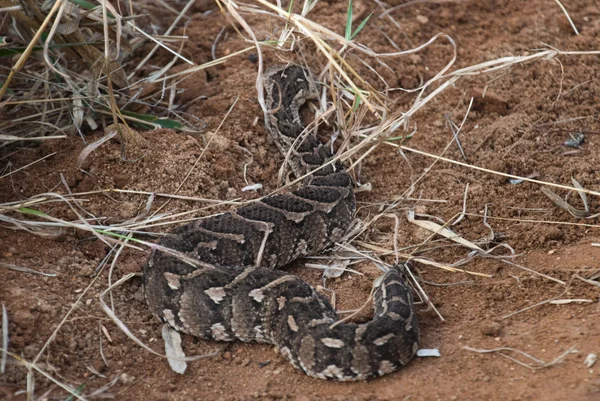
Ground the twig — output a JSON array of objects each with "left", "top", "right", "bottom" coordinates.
[
  {"left": 0, "top": 152, "right": 57, "bottom": 180},
  {"left": 464, "top": 345, "right": 576, "bottom": 370}
]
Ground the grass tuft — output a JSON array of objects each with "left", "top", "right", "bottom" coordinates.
[
  {"left": 0, "top": 0, "right": 200, "bottom": 150},
  {"left": 344, "top": 0, "right": 372, "bottom": 40}
]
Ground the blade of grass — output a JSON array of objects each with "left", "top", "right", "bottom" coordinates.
[
  {"left": 0, "top": 0, "right": 64, "bottom": 99},
  {"left": 352, "top": 12, "right": 372, "bottom": 40},
  {"left": 345, "top": 0, "right": 353, "bottom": 40}
]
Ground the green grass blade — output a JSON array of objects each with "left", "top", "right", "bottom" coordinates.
[
  {"left": 68, "top": 0, "right": 115, "bottom": 18},
  {"left": 64, "top": 383, "right": 86, "bottom": 401},
  {"left": 18, "top": 208, "right": 49, "bottom": 217},
  {"left": 345, "top": 0, "right": 353, "bottom": 40},
  {"left": 352, "top": 12, "right": 372, "bottom": 39},
  {"left": 118, "top": 110, "right": 185, "bottom": 130},
  {"left": 351, "top": 97, "right": 361, "bottom": 112},
  {"left": 68, "top": 0, "right": 96, "bottom": 10}
]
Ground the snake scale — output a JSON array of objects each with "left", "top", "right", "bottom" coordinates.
[{"left": 143, "top": 65, "right": 420, "bottom": 381}]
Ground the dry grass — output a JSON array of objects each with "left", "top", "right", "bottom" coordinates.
[
  {"left": 463, "top": 344, "right": 577, "bottom": 370},
  {"left": 0, "top": 0, "right": 200, "bottom": 150},
  {"left": 0, "top": 1, "right": 208, "bottom": 399},
  {"left": 1, "top": 0, "right": 599, "bottom": 399}
]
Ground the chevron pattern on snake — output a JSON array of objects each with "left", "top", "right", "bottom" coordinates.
[{"left": 143, "top": 65, "right": 420, "bottom": 380}]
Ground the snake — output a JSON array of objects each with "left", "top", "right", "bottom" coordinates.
[{"left": 143, "top": 64, "right": 420, "bottom": 381}]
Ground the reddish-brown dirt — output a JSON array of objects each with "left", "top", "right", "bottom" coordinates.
[{"left": 1, "top": 1, "right": 600, "bottom": 400}]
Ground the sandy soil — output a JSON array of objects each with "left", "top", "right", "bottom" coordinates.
[{"left": 1, "top": 0, "right": 600, "bottom": 400}]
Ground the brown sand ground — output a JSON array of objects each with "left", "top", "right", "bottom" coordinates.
[{"left": 1, "top": 1, "right": 599, "bottom": 400}]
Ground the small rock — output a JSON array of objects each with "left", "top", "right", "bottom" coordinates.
[
  {"left": 119, "top": 373, "right": 136, "bottom": 385},
  {"left": 481, "top": 321, "right": 503, "bottom": 337},
  {"left": 416, "top": 14, "right": 429, "bottom": 24},
  {"left": 113, "top": 173, "right": 131, "bottom": 189},
  {"left": 564, "top": 133, "right": 585, "bottom": 148},
  {"left": 585, "top": 353, "right": 597, "bottom": 368},
  {"left": 13, "top": 308, "right": 35, "bottom": 327}
]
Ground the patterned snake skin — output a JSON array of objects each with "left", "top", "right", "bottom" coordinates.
[{"left": 143, "top": 65, "right": 420, "bottom": 380}]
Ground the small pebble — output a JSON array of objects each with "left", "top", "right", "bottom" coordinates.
[
  {"left": 416, "top": 14, "right": 429, "bottom": 24},
  {"left": 481, "top": 322, "right": 503, "bottom": 337},
  {"left": 119, "top": 373, "right": 136, "bottom": 385},
  {"left": 584, "top": 353, "right": 597, "bottom": 368},
  {"left": 564, "top": 133, "right": 584, "bottom": 148},
  {"left": 417, "top": 348, "right": 441, "bottom": 357},
  {"left": 242, "top": 183, "right": 262, "bottom": 192}
]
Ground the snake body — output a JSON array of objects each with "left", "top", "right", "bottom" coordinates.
[{"left": 143, "top": 65, "right": 420, "bottom": 380}]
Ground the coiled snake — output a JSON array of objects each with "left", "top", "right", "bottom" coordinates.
[{"left": 143, "top": 65, "right": 420, "bottom": 380}]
